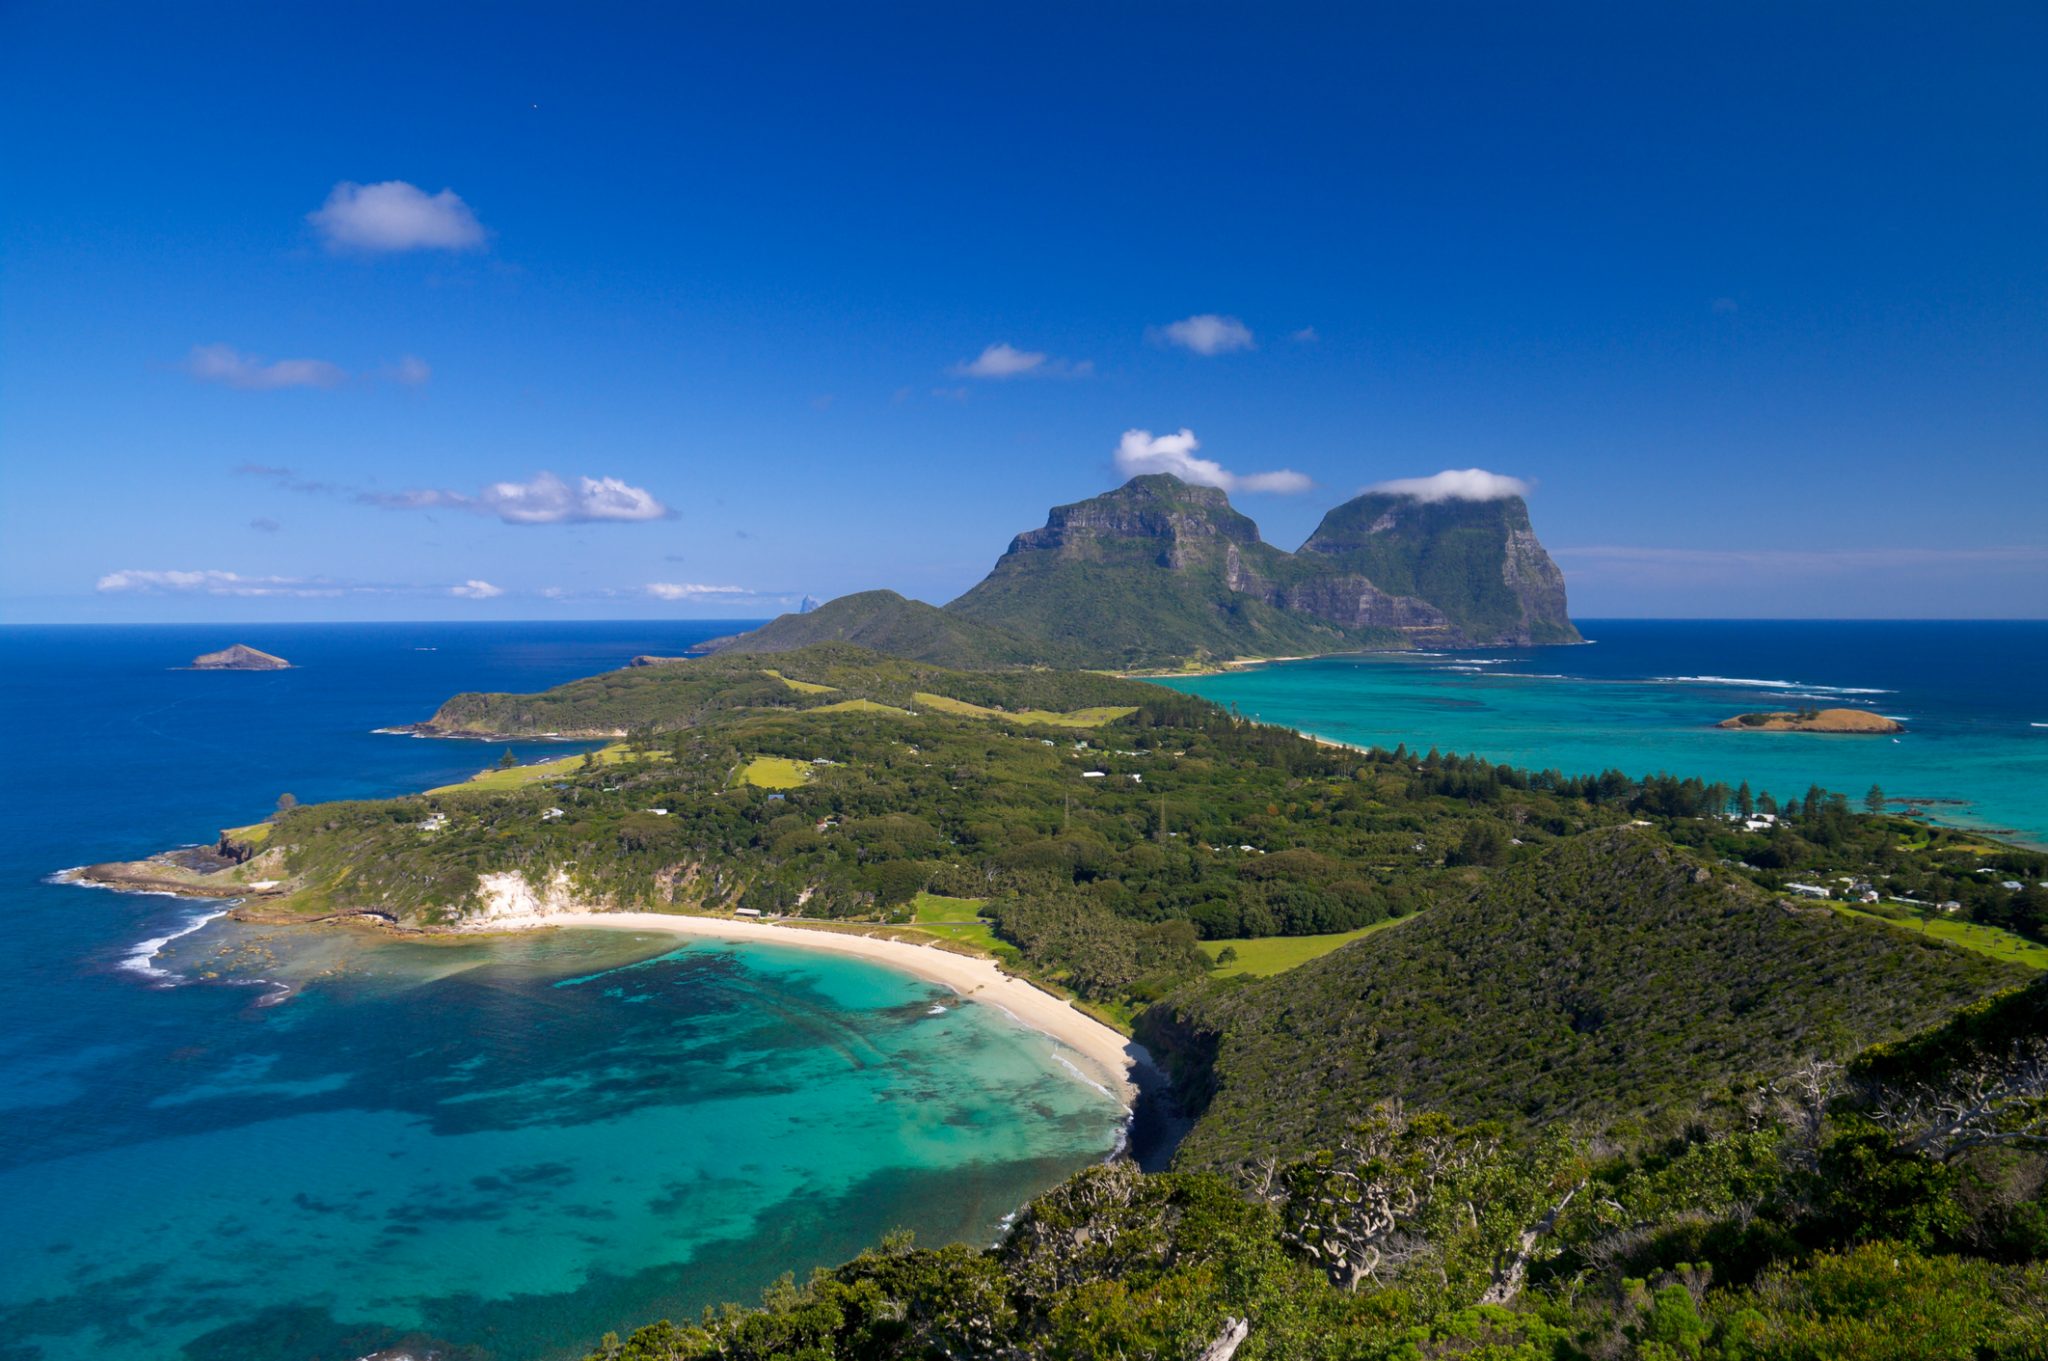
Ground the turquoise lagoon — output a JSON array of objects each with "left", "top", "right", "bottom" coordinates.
[{"left": 1158, "top": 620, "right": 2048, "bottom": 848}]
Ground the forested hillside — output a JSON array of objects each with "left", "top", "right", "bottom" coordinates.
[
  {"left": 1145, "top": 829, "right": 2026, "bottom": 1171},
  {"left": 695, "top": 589, "right": 1070, "bottom": 669}
]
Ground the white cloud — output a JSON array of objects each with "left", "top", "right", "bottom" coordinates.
[
  {"left": 307, "top": 180, "right": 487, "bottom": 253},
  {"left": 385, "top": 355, "right": 432, "bottom": 386},
  {"left": 184, "top": 343, "right": 347, "bottom": 391},
  {"left": 947, "top": 342, "right": 1092, "bottom": 380},
  {"left": 1113, "top": 428, "right": 1312, "bottom": 496},
  {"left": 646, "top": 582, "right": 750, "bottom": 601},
  {"left": 953, "top": 343, "right": 1045, "bottom": 378},
  {"left": 483, "top": 473, "right": 666, "bottom": 524},
  {"left": 95, "top": 569, "right": 344, "bottom": 598},
  {"left": 1290, "top": 326, "right": 1320, "bottom": 343},
  {"left": 1365, "top": 469, "right": 1531, "bottom": 502},
  {"left": 450, "top": 579, "right": 503, "bottom": 599},
  {"left": 362, "top": 472, "right": 671, "bottom": 524},
  {"left": 1150, "top": 314, "right": 1255, "bottom": 356}
]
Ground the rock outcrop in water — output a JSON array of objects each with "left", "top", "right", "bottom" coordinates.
[
  {"left": 1718, "top": 708, "right": 1905, "bottom": 734},
  {"left": 190, "top": 643, "right": 292, "bottom": 670}
]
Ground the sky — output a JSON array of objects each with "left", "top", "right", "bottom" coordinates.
[{"left": 2, "top": 2, "right": 2043, "bottom": 623}]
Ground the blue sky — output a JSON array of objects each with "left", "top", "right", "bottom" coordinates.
[{"left": 2, "top": 3, "right": 2043, "bottom": 623}]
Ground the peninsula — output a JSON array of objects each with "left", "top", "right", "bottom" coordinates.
[
  {"left": 189, "top": 643, "right": 291, "bottom": 670},
  {"left": 1718, "top": 706, "right": 1905, "bottom": 733}
]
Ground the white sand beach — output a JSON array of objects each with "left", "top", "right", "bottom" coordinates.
[{"left": 468, "top": 909, "right": 1149, "bottom": 1105}]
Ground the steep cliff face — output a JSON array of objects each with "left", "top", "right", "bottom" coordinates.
[
  {"left": 1294, "top": 492, "right": 1580, "bottom": 646},
  {"left": 999, "top": 474, "right": 1267, "bottom": 568}
]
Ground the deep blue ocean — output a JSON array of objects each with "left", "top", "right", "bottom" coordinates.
[
  {"left": 0, "top": 624, "right": 1125, "bottom": 1361},
  {"left": 1, "top": 619, "right": 2042, "bottom": 1361}
]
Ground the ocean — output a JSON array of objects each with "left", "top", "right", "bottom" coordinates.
[
  {"left": 0, "top": 624, "right": 1126, "bottom": 1361},
  {"left": 1156, "top": 619, "right": 2048, "bottom": 849}
]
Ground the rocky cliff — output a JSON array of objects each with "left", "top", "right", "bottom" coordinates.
[{"left": 1286, "top": 491, "right": 1580, "bottom": 646}]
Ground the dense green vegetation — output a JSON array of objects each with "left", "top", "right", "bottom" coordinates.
[
  {"left": 415, "top": 643, "right": 1159, "bottom": 738},
  {"left": 1143, "top": 830, "right": 2027, "bottom": 1171}
]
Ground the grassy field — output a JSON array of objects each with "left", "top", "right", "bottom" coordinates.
[
  {"left": 220, "top": 821, "right": 272, "bottom": 846},
  {"left": 763, "top": 668, "right": 836, "bottom": 694},
  {"left": 737, "top": 756, "right": 814, "bottom": 789},
  {"left": 1834, "top": 903, "right": 2048, "bottom": 970},
  {"left": 1202, "top": 916, "right": 1412, "bottom": 977},
  {"left": 427, "top": 743, "right": 634, "bottom": 795},
  {"left": 907, "top": 892, "right": 1004, "bottom": 953},
  {"left": 910, "top": 691, "right": 1138, "bottom": 728},
  {"left": 806, "top": 698, "right": 914, "bottom": 716}
]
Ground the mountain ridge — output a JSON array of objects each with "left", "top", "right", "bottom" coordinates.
[{"left": 706, "top": 472, "right": 1579, "bottom": 668}]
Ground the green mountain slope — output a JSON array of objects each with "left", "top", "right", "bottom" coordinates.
[
  {"left": 696, "top": 589, "right": 1062, "bottom": 668},
  {"left": 1149, "top": 828, "right": 2024, "bottom": 1171}
]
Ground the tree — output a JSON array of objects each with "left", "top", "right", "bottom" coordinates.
[
  {"left": 1866, "top": 1037, "right": 2048, "bottom": 1162},
  {"left": 274, "top": 792, "right": 297, "bottom": 816},
  {"left": 496, "top": 748, "right": 519, "bottom": 770},
  {"left": 1447, "top": 820, "right": 1510, "bottom": 868},
  {"left": 1866, "top": 784, "right": 1887, "bottom": 815},
  {"left": 1275, "top": 1102, "right": 1496, "bottom": 1292},
  {"left": 872, "top": 859, "right": 927, "bottom": 909},
  {"left": 1736, "top": 781, "right": 1755, "bottom": 818}
]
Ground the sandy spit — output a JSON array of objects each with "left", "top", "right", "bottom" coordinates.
[{"left": 468, "top": 910, "right": 1151, "bottom": 1105}]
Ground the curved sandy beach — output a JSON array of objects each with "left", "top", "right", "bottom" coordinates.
[{"left": 469, "top": 910, "right": 1149, "bottom": 1105}]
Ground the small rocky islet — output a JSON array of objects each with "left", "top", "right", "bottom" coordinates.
[
  {"left": 1717, "top": 706, "right": 1904, "bottom": 733},
  {"left": 189, "top": 643, "right": 292, "bottom": 670}
]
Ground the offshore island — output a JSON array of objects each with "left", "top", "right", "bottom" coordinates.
[
  {"left": 1718, "top": 706, "right": 1907, "bottom": 734},
  {"left": 80, "top": 473, "right": 2048, "bottom": 1359},
  {"left": 189, "top": 643, "right": 292, "bottom": 670}
]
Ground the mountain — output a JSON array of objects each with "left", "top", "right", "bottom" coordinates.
[
  {"left": 1145, "top": 828, "right": 2024, "bottom": 1172},
  {"left": 707, "top": 473, "right": 1579, "bottom": 668},
  {"left": 1287, "top": 490, "right": 1580, "bottom": 645},
  {"left": 945, "top": 474, "right": 1378, "bottom": 667},
  {"left": 693, "top": 589, "right": 1066, "bottom": 669}
]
